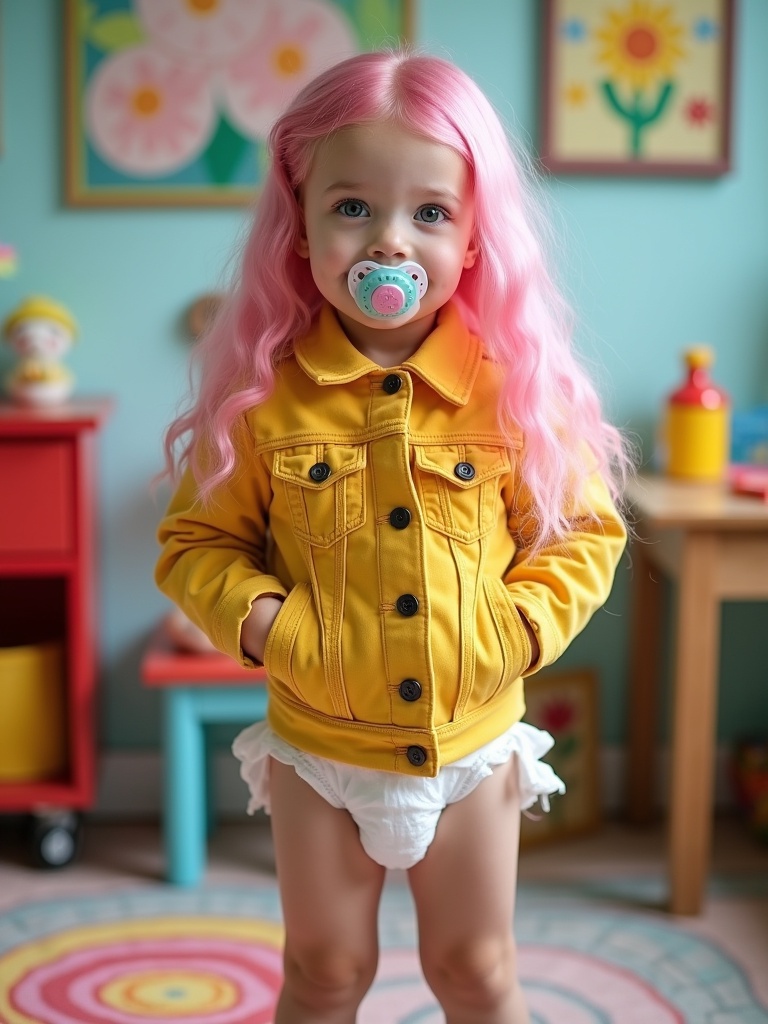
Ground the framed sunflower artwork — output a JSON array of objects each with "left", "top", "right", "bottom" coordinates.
[
  {"left": 63, "top": 0, "right": 415, "bottom": 206},
  {"left": 520, "top": 669, "right": 601, "bottom": 848},
  {"left": 539, "top": 0, "right": 735, "bottom": 176}
]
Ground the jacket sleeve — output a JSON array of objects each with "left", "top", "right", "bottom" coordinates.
[
  {"left": 502, "top": 468, "right": 627, "bottom": 675},
  {"left": 155, "top": 445, "right": 287, "bottom": 666}
]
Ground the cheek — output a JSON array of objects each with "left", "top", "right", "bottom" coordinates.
[
  {"left": 430, "top": 240, "right": 472, "bottom": 282},
  {"left": 309, "top": 236, "right": 352, "bottom": 276}
]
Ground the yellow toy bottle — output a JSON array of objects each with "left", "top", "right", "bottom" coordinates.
[{"left": 665, "top": 346, "right": 730, "bottom": 481}]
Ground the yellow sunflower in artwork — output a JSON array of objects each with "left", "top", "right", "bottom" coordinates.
[{"left": 596, "top": 1, "right": 686, "bottom": 91}]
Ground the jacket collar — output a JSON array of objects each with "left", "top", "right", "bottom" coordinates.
[{"left": 294, "top": 301, "right": 484, "bottom": 407}]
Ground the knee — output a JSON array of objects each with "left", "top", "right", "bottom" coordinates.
[
  {"left": 421, "top": 936, "right": 517, "bottom": 1011},
  {"left": 283, "top": 943, "right": 378, "bottom": 1011}
]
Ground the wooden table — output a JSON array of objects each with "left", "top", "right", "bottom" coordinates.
[{"left": 625, "top": 473, "right": 768, "bottom": 914}]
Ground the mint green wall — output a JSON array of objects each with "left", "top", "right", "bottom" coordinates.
[{"left": 2, "top": 1, "right": 766, "bottom": 751}]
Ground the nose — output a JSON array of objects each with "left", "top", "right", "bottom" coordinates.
[{"left": 367, "top": 215, "right": 409, "bottom": 263}]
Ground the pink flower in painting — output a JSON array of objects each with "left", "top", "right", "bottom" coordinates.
[
  {"left": 85, "top": 46, "right": 217, "bottom": 177},
  {"left": 135, "top": 0, "right": 269, "bottom": 67},
  {"left": 218, "top": 0, "right": 358, "bottom": 140},
  {"left": 685, "top": 97, "right": 716, "bottom": 126}
]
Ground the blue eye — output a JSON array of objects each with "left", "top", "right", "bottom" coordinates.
[
  {"left": 415, "top": 205, "right": 447, "bottom": 224},
  {"left": 336, "top": 199, "right": 369, "bottom": 218}
]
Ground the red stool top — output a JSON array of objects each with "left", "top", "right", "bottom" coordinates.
[{"left": 141, "top": 624, "right": 267, "bottom": 688}]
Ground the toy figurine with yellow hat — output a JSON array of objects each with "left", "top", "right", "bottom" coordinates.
[{"left": 2, "top": 296, "right": 77, "bottom": 406}]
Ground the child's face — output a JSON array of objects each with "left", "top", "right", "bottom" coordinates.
[{"left": 296, "top": 121, "right": 477, "bottom": 355}]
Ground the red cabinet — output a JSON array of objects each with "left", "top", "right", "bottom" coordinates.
[{"left": 0, "top": 399, "right": 112, "bottom": 864}]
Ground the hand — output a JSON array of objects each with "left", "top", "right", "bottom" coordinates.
[
  {"left": 519, "top": 613, "right": 540, "bottom": 671},
  {"left": 241, "top": 595, "right": 284, "bottom": 663}
]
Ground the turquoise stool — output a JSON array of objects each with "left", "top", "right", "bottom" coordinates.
[{"left": 141, "top": 625, "right": 268, "bottom": 886}]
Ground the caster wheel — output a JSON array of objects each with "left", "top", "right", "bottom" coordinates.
[{"left": 28, "top": 811, "right": 83, "bottom": 869}]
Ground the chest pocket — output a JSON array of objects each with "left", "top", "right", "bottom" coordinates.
[
  {"left": 413, "top": 444, "right": 512, "bottom": 543},
  {"left": 273, "top": 444, "right": 366, "bottom": 548}
]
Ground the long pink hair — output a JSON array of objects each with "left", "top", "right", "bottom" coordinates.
[{"left": 164, "top": 50, "right": 630, "bottom": 548}]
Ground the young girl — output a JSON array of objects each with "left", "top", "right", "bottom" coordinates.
[{"left": 156, "top": 50, "right": 628, "bottom": 1024}]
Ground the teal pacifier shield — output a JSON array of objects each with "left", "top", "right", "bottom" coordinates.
[{"left": 355, "top": 267, "right": 418, "bottom": 318}]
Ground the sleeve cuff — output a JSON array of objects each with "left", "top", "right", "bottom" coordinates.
[
  {"left": 211, "top": 574, "right": 288, "bottom": 665},
  {"left": 502, "top": 591, "right": 560, "bottom": 676}
]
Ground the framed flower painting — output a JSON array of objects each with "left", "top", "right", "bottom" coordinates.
[
  {"left": 520, "top": 669, "right": 601, "bottom": 848},
  {"left": 539, "top": 0, "right": 735, "bottom": 175},
  {"left": 63, "top": 0, "right": 415, "bottom": 206}
]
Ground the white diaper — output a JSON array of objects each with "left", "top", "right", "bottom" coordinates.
[{"left": 233, "top": 721, "right": 565, "bottom": 870}]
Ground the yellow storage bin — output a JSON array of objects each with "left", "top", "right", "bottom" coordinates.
[{"left": 0, "top": 641, "right": 67, "bottom": 781}]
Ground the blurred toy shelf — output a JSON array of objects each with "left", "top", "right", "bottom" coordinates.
[{"left": 0, "top": 398, "right": 112, "bottom": 867}]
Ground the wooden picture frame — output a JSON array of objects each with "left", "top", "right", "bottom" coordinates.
[
  {"left": 520, "top": 669, "right": 601, "bottom": 848},
  {"left": 539, "top": 0, "right": 735, "bottom": 176},
  {"left": 63, "top": 0, "right": 415, "bottom": 207}
]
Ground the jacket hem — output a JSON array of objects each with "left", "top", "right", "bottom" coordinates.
[{"left": 266, "top": 681, "right": 527, "bottom": 777}]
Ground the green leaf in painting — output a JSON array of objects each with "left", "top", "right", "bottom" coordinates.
[
  {"left": 256, "top": 139, "right": 270, "bottom": 178},
  {"left": 88, "top": 13, "right": 146, "bottom": 52},
  {"left": 78, "top": 1, "right": 97, "bottom": 35},
  {"left": 354, "top": 0, "right": 398, "bottom": 48},
  {"left": 203, "top": 116, "right": 249, "bottom": 186}
]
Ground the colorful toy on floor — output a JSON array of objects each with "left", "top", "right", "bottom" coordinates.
[{"left": 731, "top": 739, "right": 768, "bottom": 843}]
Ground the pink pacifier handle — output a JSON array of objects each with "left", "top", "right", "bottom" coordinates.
[{"left": 370, "top": 284, "right": 406, "bottom": 315}]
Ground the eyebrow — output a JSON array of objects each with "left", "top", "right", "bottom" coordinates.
[
  {"left": 322, "top": 181, "right": 462, "bottom": 205},
  {"left": 322, "top": 181, "right": 364, "bottom": 194}
]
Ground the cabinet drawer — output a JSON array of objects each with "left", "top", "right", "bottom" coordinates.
[{"left": 0, "top": 441, "right": 74, "bottom": 555}]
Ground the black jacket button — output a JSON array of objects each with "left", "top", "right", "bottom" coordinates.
[
  {"left": 396, "top": 594, "right": 419, "bottom": 616},
  {"left": 308, "top": 462, "right": 331, "bottom": 482},
  {"left": 454, "top": 462, "right": 475, "bottom": 481},
  {"left": 399, "top": 678, "right": 422, "bottom": 702},
  {"left": 389, "top": 506, "right": 411, "bottom": 529},
  {"left": 382, "top": 374, "right": 403, "bottom": 394},
  {"left": 407, "top": 745, "right": 427, "bottom": 767}
]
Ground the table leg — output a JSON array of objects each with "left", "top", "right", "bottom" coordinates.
[
  {"left": 668, "top": 532, "right": 719, "bottom": 915},
  {"left": 626, "top": 539, "right": 664, "bottom": 824},
  {"left": 204, "top": 725, "right": 217, "bottom": 836},
  {"left": 164, "top": 690, "right": 206, "bottom": 887}
]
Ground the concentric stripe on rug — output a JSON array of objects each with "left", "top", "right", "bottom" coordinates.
[{"left": 0, "top": 884, "right": 766, "bottom": 1023}]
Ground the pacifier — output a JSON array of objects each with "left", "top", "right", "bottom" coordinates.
[{"left": 347, "top": 260, "right": 428, "bottom": 320}]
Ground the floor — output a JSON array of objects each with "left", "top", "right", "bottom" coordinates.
[{"left": 1, "top": 813, "right": 767, "bottom": 1005}]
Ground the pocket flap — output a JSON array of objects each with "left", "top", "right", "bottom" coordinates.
[
  {"left": 273, "top": 444, "right": 367, "bottom": 490},
  {"left": 414, "top": 445, "right": 511, "bottom": 489}
]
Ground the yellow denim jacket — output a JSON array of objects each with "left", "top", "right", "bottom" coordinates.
[{"left": 156, "top": 302, "right": 626, "bottom": 777}]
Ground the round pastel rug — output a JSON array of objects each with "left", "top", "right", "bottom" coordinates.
[{"left": 0, "top": 885, "right": 766, "bottom": 1023}]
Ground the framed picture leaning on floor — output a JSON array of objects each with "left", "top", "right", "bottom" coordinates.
[{"left": 521, "top": 669, "right": 601, "bottom": 848}]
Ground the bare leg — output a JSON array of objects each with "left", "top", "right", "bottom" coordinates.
[
  {"left": 269, "top": 758, "right": 386, "bottom": 1024},
  {"left": 408, "top": 757, "right": 529, "bottom": 1024}
]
